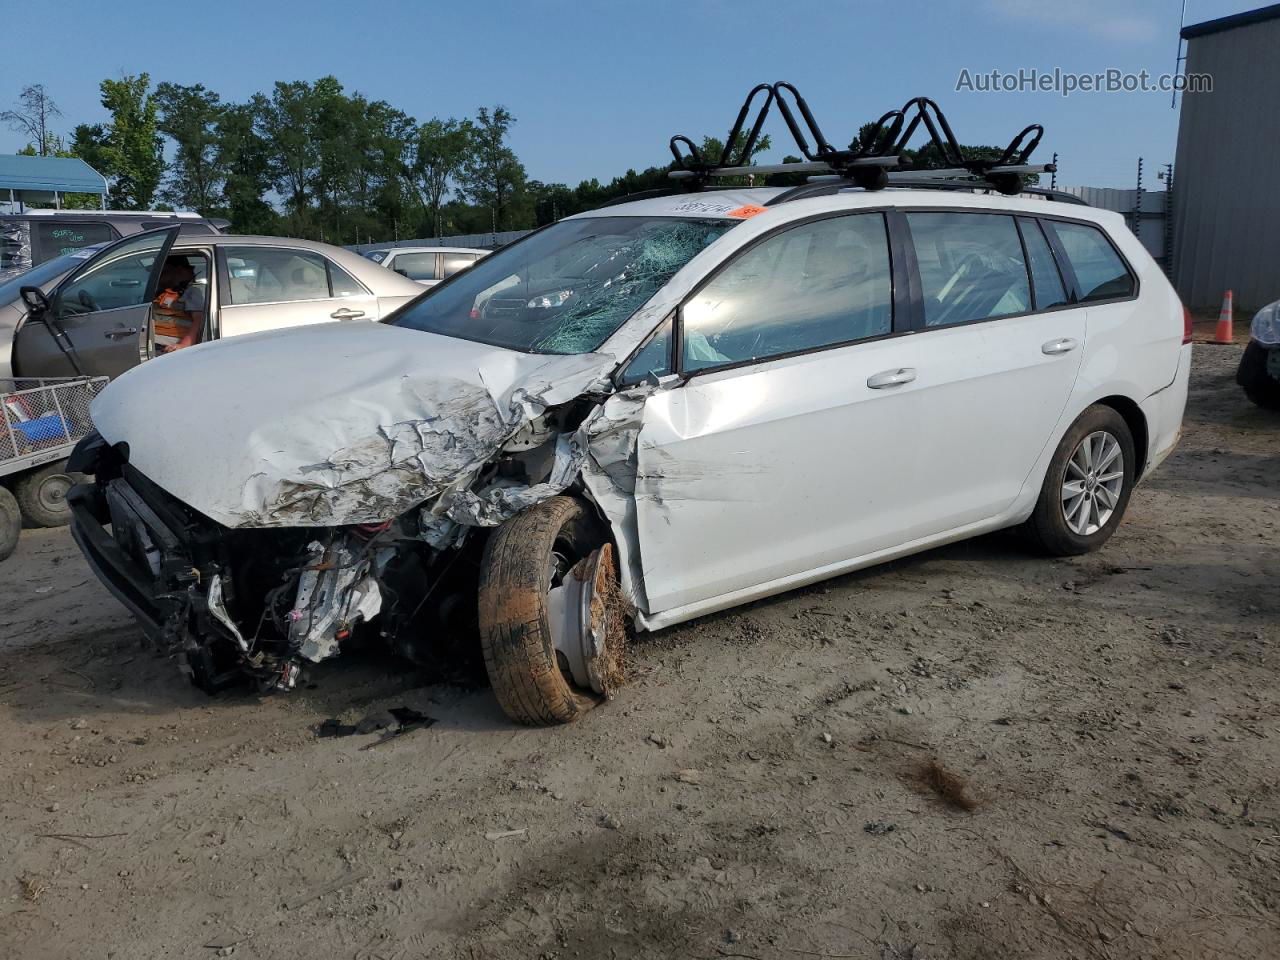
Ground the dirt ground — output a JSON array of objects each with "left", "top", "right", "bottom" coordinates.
[{"left": 1, "top": 341, "right": 1277, "bottom": 960}]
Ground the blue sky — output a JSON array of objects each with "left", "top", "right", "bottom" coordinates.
[{"left": 1, "top": 0, "right": 1260, "bottom": 190}]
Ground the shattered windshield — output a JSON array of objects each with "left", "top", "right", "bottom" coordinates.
[{"left": 389, "top": 216, "right": 733, "bottom": 354}]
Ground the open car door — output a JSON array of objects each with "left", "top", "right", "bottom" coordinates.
[{"left": 13, "top": 226, "right": 180, "bottom": 379}]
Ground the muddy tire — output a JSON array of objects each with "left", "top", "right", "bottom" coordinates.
[
  {"left": 1023, "top": 405, "right": 1136, "bottom": 557},
  {"left": 14, "top": 460, "right": 86, "bottom": 528},
  {"left": 478, "top": 496, "right": 604, "bottom": 726},
  {"left": 0, "top": 486, "right": 20, "bottom": 562}
]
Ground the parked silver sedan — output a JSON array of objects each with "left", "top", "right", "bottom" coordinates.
[{"left": 1, "top": 228, "right": 424, "bottom": 381}]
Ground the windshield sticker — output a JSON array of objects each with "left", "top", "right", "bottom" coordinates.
[{"left": 726, "top": 205, "right": 767, "bottom": 219}]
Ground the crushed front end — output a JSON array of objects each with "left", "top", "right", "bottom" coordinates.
[{"left": 66, "top": 432, "right": 482, "bottom": 692}]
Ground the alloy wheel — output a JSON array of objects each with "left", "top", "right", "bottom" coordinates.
[{"left": 1061, "top": 430, "right": 1124, "bottom": 536}]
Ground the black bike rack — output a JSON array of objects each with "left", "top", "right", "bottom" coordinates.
[{"left": 667, "top": 82, "right": 1057, "bottom": 197}]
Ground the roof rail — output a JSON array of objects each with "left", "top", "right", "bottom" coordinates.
[{"left": 668, "top": 82, "right": 1056, "bottom": 197}]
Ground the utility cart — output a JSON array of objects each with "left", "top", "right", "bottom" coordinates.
[{"left": 1, "top": 376, "right": 107, "bottom": 560}]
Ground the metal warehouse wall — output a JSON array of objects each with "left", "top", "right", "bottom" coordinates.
[{"left": 1171, "top": 14, "right": 1280, "bottom": 311}]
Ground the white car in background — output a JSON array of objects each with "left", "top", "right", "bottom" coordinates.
[
  {"left": 69, "top": 186, "right": 1190, "bottom": 725},
  {"left": 363, "top": 246, "right": 489, "bottom": 286}
]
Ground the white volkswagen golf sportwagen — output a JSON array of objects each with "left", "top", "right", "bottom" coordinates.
[{"left": 68, "top": 95, "right": 1191, "bottom": 725}]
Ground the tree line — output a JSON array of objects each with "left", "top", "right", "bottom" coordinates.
[
  {"left": 5, "top": 80, "right": 1026, "bottom": 245},
  {"left": 3, "top": 78, "right": 745, "bottom": 244}
]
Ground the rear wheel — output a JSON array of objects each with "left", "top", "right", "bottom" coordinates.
[
  {"left": 478, "top": 496, "right": 622, "bottom": 726},
  {"left": 14, "top": 460, "right": 86, "bottom": 528},
  {"left": 1024, "top": 405, "right": 1136, "bottom": 556},
  {"left": 0, "top": 486, "right": 20, "bottom": 562}
]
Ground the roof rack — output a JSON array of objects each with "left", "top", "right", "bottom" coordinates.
[{"left": 667, "top": 82, "right": 1057, "bottom": 198}]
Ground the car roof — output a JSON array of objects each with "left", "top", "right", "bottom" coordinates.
[
  {"left": 568, "top": 186, "right": 1123, "bottom": 229},
  {"left": 170, "top": 234, "right": 424, "bottom": 296},
  {"left": 381, "top": 246, "right": 489, "bottom": 255},
  {"left": 2, "top": 209, "right": 208, "bottom": 220}
]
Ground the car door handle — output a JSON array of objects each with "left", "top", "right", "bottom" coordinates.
[
  {"left": 1041, "top": 337, "right": 1079, "bottom": 355},
  {"left": 105, "top": 326, "right": 139, "bottom": 339},
  {"left": 330, "top": 307, "right": 366, "bottom": 320},
  {"left": 867, "top": 367, "right": 917, "bottom": 389}
]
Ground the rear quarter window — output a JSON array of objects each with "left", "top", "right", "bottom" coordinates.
[{"left": 1047, "top": 221, "right": 1135, "bottom": 302}]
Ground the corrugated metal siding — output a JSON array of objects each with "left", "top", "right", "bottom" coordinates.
[{"left": 1172, "top": 16, "right": 1280, "bottom": 311}]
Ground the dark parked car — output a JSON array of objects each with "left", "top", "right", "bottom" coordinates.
[{"left": 1237, "top": 298, "right": 1280, "bottom": 409}]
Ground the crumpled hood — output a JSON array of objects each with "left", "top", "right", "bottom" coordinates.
[{"left": 91, "top": 322, "right": 615, "bottom": 528}]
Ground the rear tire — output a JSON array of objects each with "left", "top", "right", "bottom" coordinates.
[
  {"left": 0, "top": 486, "right": 20, "bottom": 561},
  {"left": 1024, "top": 405, "right": 1136, "bottom": 557},
  {"left": 14, "top": 460, "right": 85, "bottom": 528},
  {"left": 477, "top": 496, "right": 604, "bottom": 726},
  {"left": 1238, "top": 342, "right": 1280, "bottom": 410}
]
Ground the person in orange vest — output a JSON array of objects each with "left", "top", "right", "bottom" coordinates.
[{"left": 152, "top": 255, "right": 206, "bottom": 353}]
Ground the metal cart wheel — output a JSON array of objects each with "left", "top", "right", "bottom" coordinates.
[
  {"left": 0, "top": 486, "right": 21, "bottom": 562},
  {"left": 14, "top": 460, "right": 85, "bottom": 528}
]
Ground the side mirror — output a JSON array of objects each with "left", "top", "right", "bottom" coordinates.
[{"left": 20, "top": 286, "right": 50, "bottom": 317}]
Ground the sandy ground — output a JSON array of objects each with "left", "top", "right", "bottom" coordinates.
[{"left": 1, "top": 341, "right": 1277, "bottom": 960}]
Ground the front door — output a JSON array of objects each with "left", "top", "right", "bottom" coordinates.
[
  {"left": 14, "top": 227, "right": 179, "bottom": 379},
  {"left": 631, "top": 211, "right": 922, "bottom": 616}
]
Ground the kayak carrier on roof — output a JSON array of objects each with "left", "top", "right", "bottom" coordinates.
[{"left": 666, "top": 81, "right": 1057, "bottom": 197}]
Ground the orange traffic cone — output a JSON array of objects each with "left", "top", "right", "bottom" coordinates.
[{"left": 1214, "top": 290, "right": 1234, "bottom": 344}]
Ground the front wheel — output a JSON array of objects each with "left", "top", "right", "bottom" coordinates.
[
  {"left": 1023, "top": 405, "right": 1136, "bottom": 556},
  {"left": 477, "top": 496, "right": 623, "bottom": 726}
]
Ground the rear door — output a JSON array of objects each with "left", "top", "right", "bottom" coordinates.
[
  {"left": 901, "top": 210, "right": 1086, "bottom": 531},
  {"left": 216, "top": 245, "right": 380, "bottom": 338},
  {"left": 13, "top": 227, "right": 179, "bottom": 378}
]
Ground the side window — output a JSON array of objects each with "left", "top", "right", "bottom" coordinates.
[
  {"left": 53, "top": 229, "right": 172, "bottom": 316},
  {"left": 389, "top": 252, "right": 438, "bottom": 281},
  {"left": 905, "top": 212, "right": 1031, "bottom": 327},
  {"left": 681, "top": 213, "right": 893, "bottom": 373},
  {"left": 34, "top": 221, "right": 117, "bottom": 265},
  {"left": 442, "top": 253, "right": 477, "bottom": 277},
  {"left": 223, "top": 247, "right": 330, "bottom": 305},
  {"left": 1046, "top": 221, "right": 1135, "bottom": 302},
  {"left": 327, "top": 260, "right": 367, "bottom": 297},
  {"left": 619, "top": 315, "right": 673, "bottom": 385},
  {"left": 1017, "top": 217, "right": 1070, "bottom": 310}
]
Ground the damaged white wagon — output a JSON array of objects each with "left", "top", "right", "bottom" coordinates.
[{"left": 68, "top": 186, "right": 1191, "bottom": 724}]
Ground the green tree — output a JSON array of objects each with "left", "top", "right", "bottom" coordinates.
[
  {"left": 258, "top": 79, "right": 320, "bottom": 232},
  {"left": 410, "top": 118, "right": 473, "bottom": 237},
  {"left": 213, "top": 100, "right": 277, "bottom": 233},
  {"left": 96, "top": 74, "right": 164, "bottom": 209},
  {"left": 459, "top": 106, "right": 527, "bottom": 231},
  {"left": 1, "top": 84, "right": 63, "bottom": 156},
  {"left": 154, "top": 82, "right": 225, "bottom": 213}
]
